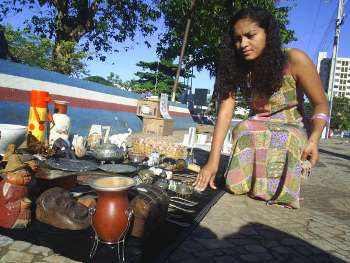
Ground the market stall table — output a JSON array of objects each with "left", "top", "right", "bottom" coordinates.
[{"left": 0, "top": 149, "right": 230, "bottom": 263}]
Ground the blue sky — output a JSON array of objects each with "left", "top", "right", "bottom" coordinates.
[
  {"left": 3, "top": 0, "right": 350, "bottom": 94},
  {"left": 284, "top": 0, "right": 350, "bottom": 60}
]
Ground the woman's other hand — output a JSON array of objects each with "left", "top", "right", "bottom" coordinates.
[
  {"left": 301, "top": 141, "right": 319, "bottom": 167},
  {"left": 289, "top": 48, "right": 328, "bottom": 166},
  {"left": 193, "top": 164, "right": 218, "bottom": 192}
]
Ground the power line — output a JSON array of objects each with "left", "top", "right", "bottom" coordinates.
[
  {"left": 343, "top": 0, "right": 350, "bottom": 23},
  {"left": 307, "top": 0, "right": 322, "bottom": 53},
  {"left": 312, "top": 5, "right": 338, "bottom": 60}
]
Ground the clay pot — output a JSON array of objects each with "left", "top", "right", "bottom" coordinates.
[{"left": 90, "top": 177, "right": 135, "bottom": 243}]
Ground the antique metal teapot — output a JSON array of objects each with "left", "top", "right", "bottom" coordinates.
[{"left": 91, "top": 143, "right": 125, "bottom": 164}]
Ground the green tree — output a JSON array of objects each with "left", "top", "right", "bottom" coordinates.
[
  {"left": 4, "top": 26, "right": 87, "bottom": 76},
  {"left": 84, "top": 76, "right": 113, "bottom": 86},
  {"left": 130, "top": 59, "right": 193, "bottom": 97},
  {"left": 106, "top": 72, "right": 132, "bottom": 90},
  {"left": 330, "top": 97, "right": 350, "bottom": 131},
  {"left": 157, "top": 0, "right": 295, "bottom": 75},
  {"left": 303, "top": 101, "right": 313, "bottom": 118},
  {"left": 107, "top": 72, "right": 123, "bottom": 86},
  {"left": 157, "top": 0, "right": 295, "bottom": 110},
  {"left": 0, "top": 0, "right": 160, "bottom": 75}
]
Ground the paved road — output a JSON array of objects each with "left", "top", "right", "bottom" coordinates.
[{"left": 165, "top": 138, "right": 350, "bottom": 263}]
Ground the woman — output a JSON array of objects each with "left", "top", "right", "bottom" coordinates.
[{"left": 193, "top": 7, "right": 329, "bottom": 209}]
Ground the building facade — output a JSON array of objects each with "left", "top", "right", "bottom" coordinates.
[{"left": 317, "top": 52, "right": 350, "bottom": 99}]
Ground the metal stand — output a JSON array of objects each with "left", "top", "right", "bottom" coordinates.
[{"left": 89, "top": 207, "right": 133, "bottom": 262}]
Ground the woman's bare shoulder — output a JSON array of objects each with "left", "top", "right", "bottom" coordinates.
[
  {"left": 286, "top": 48, "right": 311, "bottom": 65},
  {"left": 286, "top": 48, "right": 314, "bottom": 76}
]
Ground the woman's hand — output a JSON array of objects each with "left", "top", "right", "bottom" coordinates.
[
  {"left": 301, "top": 141, "right": 319, "bottom": 167},
  {"left": 193, "top": 163, "right": 218, "bottom": 192}
]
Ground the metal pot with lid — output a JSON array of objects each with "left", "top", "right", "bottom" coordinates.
[{"left": 91, "top": 143, "right": 125, "bottom": 164}]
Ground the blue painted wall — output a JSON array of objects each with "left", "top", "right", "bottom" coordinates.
[{"left": 0, "top": 60, "right": 195, "bottom": 135}]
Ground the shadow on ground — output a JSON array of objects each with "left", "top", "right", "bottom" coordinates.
[
  {"left": 165, "top": 222, "right": 348, "bottom": 263},
  {"left": 319, "top": 149, "right": 350, "bottom": 161}
]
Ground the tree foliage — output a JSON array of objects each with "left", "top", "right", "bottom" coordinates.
[
  {"left": 106, "top": 72, "right": 132, "bottom": 90},
  {"left": 157, "top": 0, "right": 295, "bottom": 76},
  {"left": 107, "top": 72, "right": 123, "bottom": 86},
  {"left": 130, "top": 59, "right": 192, "bottom": 97},
  {"left": 157, "top": 0, "right": 295, "bottom": 109},
  {"left": 84, "top": 75, "right": 113, "bottom": 86},
  {"left": 84, "top": 73, "right": 134, "bottom": 90},
  {"left": 4, "top": 26, "right": 87, "bottom": 76},
  {"left": 305, "top": 97, "right": 350, "bottom": 131},
  {"left": 330, "top": 97, "right": 350, "bottom": 131},
  {"left": 0, "top": 0, "right": 160, "bottom": 74}
]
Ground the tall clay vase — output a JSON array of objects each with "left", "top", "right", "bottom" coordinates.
[{"left": 90, "top": 177, "right": 135, "bottom": 243}]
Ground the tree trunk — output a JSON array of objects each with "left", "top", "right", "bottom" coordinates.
[
  {"left": 205, "top": 62, "right": 220, "bottom": 115},
  {"left": 205, "top": 0, "right": 234, "bottom": 115},
  {"left": 52, "top": 39, "right": 76, "bottom": 75},
  {"left": 51, "top": 0, "right": 97, "bottom": 74}
]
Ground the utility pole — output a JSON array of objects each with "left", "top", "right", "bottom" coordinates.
[
  {"left": 171, "top": 0, "right": 197, "bottom": 102},
  {"left": 325, "top": 0, "right": 344, "bottom": 140}
]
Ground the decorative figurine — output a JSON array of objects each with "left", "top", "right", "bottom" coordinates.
[
  {"left": 49, "top": 100, "right": 71, "bottom": 147},
  {"left": 36, "top": 187, "right": 90, "bottom": 230},
  {"left": 19, "top": 154, "right": 39, "bottom": 174},
  {"left": 0, "top": 154, "right": 32, "bottom": 228},
  {"left": 109, "top": 128, "right": 132, "bottom": 151},
  {"left": 2, "top": 144, "right": 15, "bottom": 162},
  {"left": 26, "top": 132, "right": 55, "bottom": 157},
  {"left": 72, "top": 135, "right": 87, "bottom": 158},
  {"left": 51, "top": 137, "right": 76, "bottom": 159},
  {"left": 19, "top": 154, "right": 40, "bottom": 199}
]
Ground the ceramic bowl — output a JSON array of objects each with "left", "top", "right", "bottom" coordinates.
[
  {"left": 128, "top": 152, "right": 147, "bottom": 164},
  {"left": 0, "top": 124, "right": 27, "bottom": 155}
]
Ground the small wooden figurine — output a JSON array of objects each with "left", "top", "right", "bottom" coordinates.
[{"left": 0, "top": 154, "right": 32, "bottom": 228}]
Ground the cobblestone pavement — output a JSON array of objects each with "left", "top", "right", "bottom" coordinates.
[
  {"left": 0, "top": 137, "right": 349, "bottom": 263},
  {"left": 165, "top": 139, "right": 350, "bottom": 263},
  {"left": 0, "top": 238, "right": 80, "bottom": 263}
]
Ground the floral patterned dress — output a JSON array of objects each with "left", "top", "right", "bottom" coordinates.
[{"left": 225, "top": 74, "right": 308, "bottom": 208}]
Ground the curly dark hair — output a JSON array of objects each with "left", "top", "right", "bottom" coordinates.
[{"left": 217, "top": 7, "right": 287, "bottom": 100}]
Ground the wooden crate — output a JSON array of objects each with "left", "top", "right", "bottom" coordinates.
[
  {"left": 136, "top": 99, "right": 161, "bottom": 118},
  {"left": 143, "top": 117, "right": 173, "bottom": 136}
]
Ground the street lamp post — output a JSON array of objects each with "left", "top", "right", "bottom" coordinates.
[{"left": 325, "top": 0, "right": 344, "bottom": 140}]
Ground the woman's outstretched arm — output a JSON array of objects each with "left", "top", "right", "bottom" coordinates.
[{"left": 193, "top": 94, "right": 235, "bottom": 191}]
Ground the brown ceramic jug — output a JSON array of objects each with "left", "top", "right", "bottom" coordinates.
[{"left": 89, "top": 177, "right": 135, "bottom": 243}]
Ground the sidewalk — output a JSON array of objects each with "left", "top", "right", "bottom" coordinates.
[{"left": 164, "top": 138, "right": 350, "bottom": 263}]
